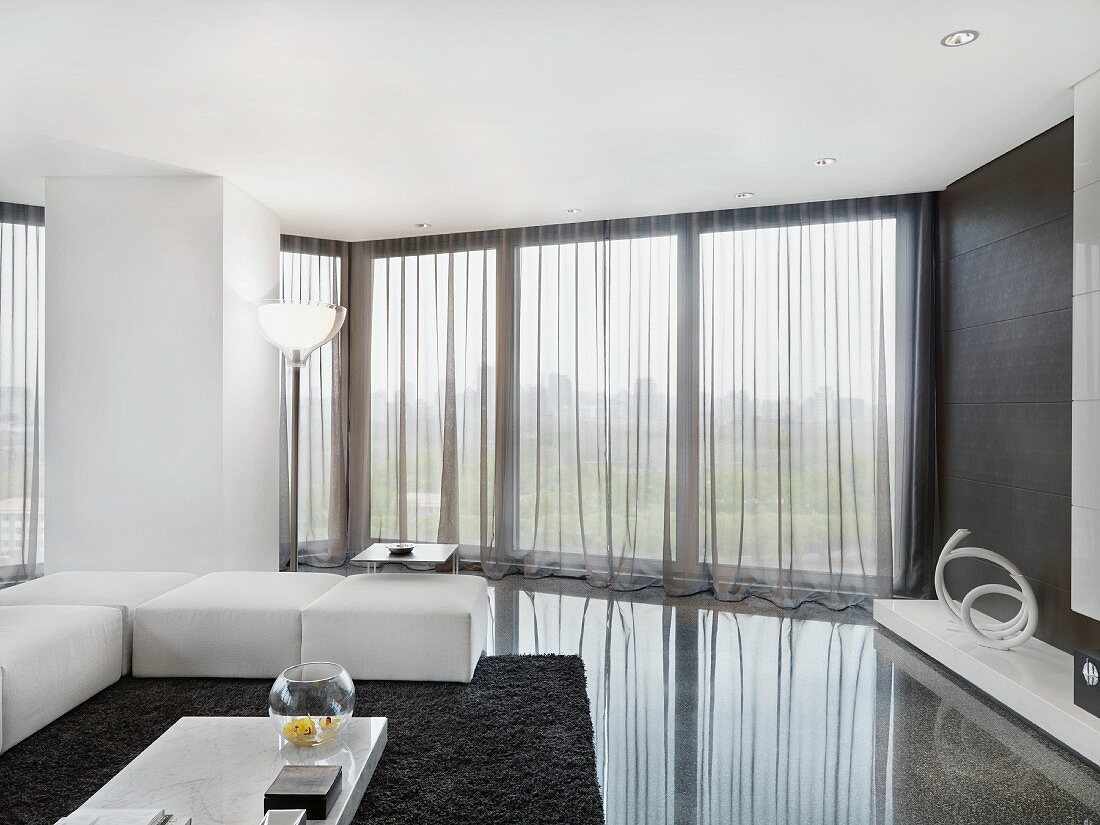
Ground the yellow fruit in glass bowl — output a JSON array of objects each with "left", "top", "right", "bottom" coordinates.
[{"left": 281, "top": 716, "right": 319, "bottom": 746}]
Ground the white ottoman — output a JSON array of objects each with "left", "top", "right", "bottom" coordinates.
[
  {"left": 0, "top": 605, "right": 124, "bottom": 753},
  {"left": 301, "top": 574, "right": 488, "bottom": 683},
  {"left": 0, "top": 571, "right": 196, "bottom": 672},
  {"left": 132, "top": 572, "right": 343, "bottom": 678}
]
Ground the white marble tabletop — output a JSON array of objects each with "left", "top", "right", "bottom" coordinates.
[
  {"left": 350, "top": 542, "right": 458, "bottom": 565},
  {"left": 74, "top": 717, "right": 387, "bottom": 825}
]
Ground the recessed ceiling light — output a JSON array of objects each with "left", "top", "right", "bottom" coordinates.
[
  {"left": 941, "top": 30, "right": 978, "bottom": 47},
  {"left": 814, "top": 157, "right": 837, "bottom": 166},
  {"left": 564, "top": 208, "right": 582, "bottom": 214},
  {"left": 414, "top": 222, "right": 432, "bottom": 229},
  {"left": 736, "top": 192, "right": 754, "bottom": 199}
]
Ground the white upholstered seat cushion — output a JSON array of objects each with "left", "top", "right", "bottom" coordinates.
[
  {"left": 132, "top": 571, "right": 343, "bottom": 678},
  {"left": 0, "top": 571, "right": 196, "bottom": 672},
  {"left": 301, "top": 573, "right": 488, "bottom": 683},
  {"left": 0, "top": 605, "right": 124, "bottom": 753}
]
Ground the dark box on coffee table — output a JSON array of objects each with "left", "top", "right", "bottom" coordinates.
[{"left": 264, "top": 764, "right": 342, "bottom": 820}]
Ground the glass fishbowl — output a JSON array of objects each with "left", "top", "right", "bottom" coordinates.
[{"left": 268, "top": 662, "right": 355, "bottom": 747}]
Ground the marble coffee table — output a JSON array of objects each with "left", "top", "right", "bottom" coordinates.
[{"left": 72, "top": 717, "right": 387, "bottom": 825}]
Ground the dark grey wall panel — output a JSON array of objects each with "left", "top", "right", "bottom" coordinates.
[
  {"left": 938, "top": 476, "right": 1070, "bottom": 590},
  {"left": 939, "top": 215, "right": 1072, "bottom": 331},
  {"left": 941, "top": 557, "right": 1015, "bottom": 611},
  {"left": 1029, "top": 580, "right": 1100, "bottom": 653},
  {"left": 939, "top": 310, "right": 1071, "bottom": 403},
  {"left": 938, "top": 120, "right": 1073, "bottom": 259},
  {"left": 938, "top": 402, "right": 1070, "bottom": 495},
  {"left": 934, "top": 117, "right": 1095, "bottom": 653}
]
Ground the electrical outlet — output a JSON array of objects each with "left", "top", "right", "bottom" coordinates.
[{"left": 1073, "top": 650, "right": 1100, "bottom": 719}]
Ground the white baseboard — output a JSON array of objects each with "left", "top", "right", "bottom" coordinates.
[{"left": 873, "top": 598, "right": 1100, "bottom": 765}]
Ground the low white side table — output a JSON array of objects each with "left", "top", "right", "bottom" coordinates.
[{"left": 349, "top": 542, "right": 459, "bottom": 574}]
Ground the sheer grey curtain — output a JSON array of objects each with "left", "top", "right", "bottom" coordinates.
[
  {"left": 347, "top": 233, "right": 497, "bottom": 555},
  {"left": 0, "top": 203, "right": 44, "bottom": 584},
  {"left": 343, "top": 194, "right": 933, "bottom": 604},
  {"left": 698, "top": 202, "right": 900, "bottom": 606},
  {"left": 502, "top": 219, "right": 680, "bottom": 589},
  {"left": 893, "top": 194, "right": 938, "bottom": 598},
  {"left": 279, "top": 235, "right": 349, "bottom": 568}
]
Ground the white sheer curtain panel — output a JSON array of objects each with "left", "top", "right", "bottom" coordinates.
[
  {"left": 0, "top": 204, "right": 44, "bottom": 583},
  {"left": 512, "top": 222, "right": 676, "bottom": 587},
  {"left": 698, "top": 204, "right": 896, "bottom": 606},
  {"left": 352, "top": 238, "right": 496, "bottom": 553},
  {"left": 279, "top": 236, "right": 348, "bottom": 567}
]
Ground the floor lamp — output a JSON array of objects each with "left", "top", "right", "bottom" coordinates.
[{"left": 257, "top": 299, "right": 347, "bottom": 572}]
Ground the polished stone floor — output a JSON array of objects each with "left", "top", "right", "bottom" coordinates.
[{"left": 332, "top": 565, "right": 1100, "bottom": 824}]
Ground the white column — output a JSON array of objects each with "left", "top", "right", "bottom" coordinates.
[
  {"left": 44, "top": 176, "right": 281, "bottom": 574},
  {"left": 222, "top": 182, "right": 282, "bottom": 570},
  {"left": 1072, "top": 70, "right": 1100, "bottom": 619}
]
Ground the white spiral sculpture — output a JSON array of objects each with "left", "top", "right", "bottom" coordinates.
[{"left": 934, "top": 528, "right": 1038, "bottom": 650}]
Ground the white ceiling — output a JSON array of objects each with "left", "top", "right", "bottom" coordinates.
[{"left": 1, "top": 0, "right": 1098, "bottom": 241}]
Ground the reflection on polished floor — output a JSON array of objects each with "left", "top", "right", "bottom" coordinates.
[{"left": 340, "top": 567, "right": 1100, "bottom": 824}]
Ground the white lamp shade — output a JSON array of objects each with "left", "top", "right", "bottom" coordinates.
[{"left": 256, "top": 300, "right": 347, "bottom": 367}]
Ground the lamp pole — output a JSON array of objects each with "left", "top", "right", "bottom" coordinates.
[{"left": 287, "top": 363, "right": 301, "bottom": 572}]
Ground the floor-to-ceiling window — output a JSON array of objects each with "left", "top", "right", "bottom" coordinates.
[
  {"left": 0, "top": 203, "right": 44, "bottom": 583},
  {"left": 515, "top": 231, "right": 677, "bottom": 576},
  {"left": 698, "top": 211, "right": 897, "bottom": 602},
  {"left": 366, "top": 246, "right": 497, "bottom": 549},
  {"left": 336, "top": 195, "right": 933, "bottom": 605}
]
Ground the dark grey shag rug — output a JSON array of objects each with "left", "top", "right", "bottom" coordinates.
[{"left": 0, "top": 655, "right": 604, "bottom": 825}]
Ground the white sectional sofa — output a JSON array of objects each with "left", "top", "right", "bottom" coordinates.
[
  {"left": 0, "top": 605, "right": 124, "bottom": 752},
  {"left": 0, "top": 568, "right": 488, "bottom": 753},
  {"left": 132, "top": 571, "right": 344, "bottom": 678},
  {"left": 302, "top": 573, "right": 487, "bottom": 682},
  {"left": 0, "top": 571, "right": 197, "bottom": 672}
]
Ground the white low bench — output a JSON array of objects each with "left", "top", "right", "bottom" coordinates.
[
  {"left": 0, "top": 605, "right": 123, "bottom": 753},
  {"left": 132, "top": 571, "right": 344, "bottom": 678},
  {"left": 0, "top": 571, "right": 196, "bottom": 673},
  {"left": 302, "top": 573, "right": 488, "bottom": 683}
]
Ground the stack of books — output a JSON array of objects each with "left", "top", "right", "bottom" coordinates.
[{"left": 260, "top": 812, "right": 307, "bottom": 825}]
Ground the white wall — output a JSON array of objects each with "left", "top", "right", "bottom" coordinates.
[
  {"left": 45, "top": 175, "right": 281, "bottom": 574},
  {"left": 221, "top": 181, "right": 281, "bottom": 570}
]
